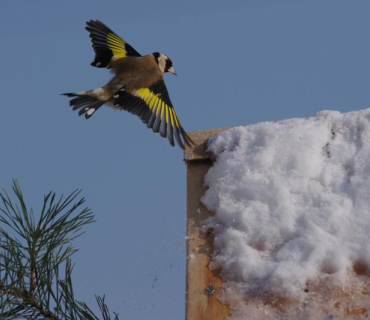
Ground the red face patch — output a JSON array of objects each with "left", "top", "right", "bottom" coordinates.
[{"left": 164, "top": 57, "right": 173, "bottom": 73}]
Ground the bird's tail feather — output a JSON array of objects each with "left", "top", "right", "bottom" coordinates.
[{"left": 62, "top": 92, "right": 105, "bottom": 119}]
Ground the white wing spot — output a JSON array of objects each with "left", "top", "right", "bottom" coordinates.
[
  {"left": 87, "top": 108, "right": 95, "bottom": 116},
  {"left": 96, "top": 62, "right": 101, "bottom": 67},
  {"left": 92, "top": 88, "right": 104, "bottom": 95},
  {"left": 113, "top": 94, "right": 119, "bottom": 98}
]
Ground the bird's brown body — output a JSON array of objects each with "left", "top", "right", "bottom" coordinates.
[{"left": 105, "top": 55, "right": 162, "bottom": 97}]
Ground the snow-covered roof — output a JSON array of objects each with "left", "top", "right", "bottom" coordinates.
[{"left": 199, "top": 109, "right": 370, "bottom": 318}]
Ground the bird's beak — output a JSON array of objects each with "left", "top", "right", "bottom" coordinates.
[{"left": 168, "top": 66, "right": 177, "bottom": 76}]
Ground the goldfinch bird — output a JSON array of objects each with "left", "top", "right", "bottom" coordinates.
[{"left": 62, "top": 20, "right": 192, "bottom": 149}]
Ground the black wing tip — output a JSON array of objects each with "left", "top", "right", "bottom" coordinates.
[
  {"left": 61, "top": 92, "right": 77, "bottom": 97},
  {"left": 86, "top": 20, "right": 104, "bottom": 28},
  {"left": 174, "top": 129, "right": 185, "bottom": 149},
  {"left": 169, "top": 139, "right": 175, "bottom": 148},
  {"left": 182, "top": 130, "right": 195, "bottom": 147},
  {"left": 85, "top": 20, "right": 113, "bottom": 35}
]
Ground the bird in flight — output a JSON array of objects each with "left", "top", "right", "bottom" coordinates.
[{"left": 62, "top": 20, "right": 192, "bottom": 149}]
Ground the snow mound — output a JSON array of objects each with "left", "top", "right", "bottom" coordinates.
[{"left": 202, "top": 109, "right": 370, "bottom": 299}]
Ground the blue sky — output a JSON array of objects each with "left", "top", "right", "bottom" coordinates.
[{"left": 1, "top": 1, "right": 370, "bottom": 319}]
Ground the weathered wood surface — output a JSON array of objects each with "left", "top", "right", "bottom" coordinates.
[
  {"left": 185, "top": 160, "right": 231, "bottom": 320},
  {"left": 185, "top": 128, "right": 230, "bottom": 320},
  {"left": 184, "top": 127, "right": 230, "bottom": 162}
]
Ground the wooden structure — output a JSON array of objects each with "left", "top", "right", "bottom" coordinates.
[
  {"left": 184, "top": 128, "right": 230, "bottom": 320},
  {"left": 184, "top": 128, "right": 370, "bottom": 320}
]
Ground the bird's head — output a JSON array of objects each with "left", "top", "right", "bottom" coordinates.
[{"left": 153, "top": 52, "right": 177, "bottom": 76}]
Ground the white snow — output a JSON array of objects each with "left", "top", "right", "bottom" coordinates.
[{"left": 202, "top": 109, "right": 370, "bottom": 306}]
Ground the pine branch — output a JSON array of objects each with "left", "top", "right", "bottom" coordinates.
[{"left": 0, "top": 180, "right": 119, "bottom": 319}]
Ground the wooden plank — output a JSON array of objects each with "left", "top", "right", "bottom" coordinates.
[
  {"left": 185, "top": 160, "right": 230, "bottom": 320},
  {"left": 185, "top": 128, "right": 231, "bottom": 320}
]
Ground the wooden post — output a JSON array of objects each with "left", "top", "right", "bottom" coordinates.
[
  {"left": 184, "top": 128, "right": 230, "bottom": 320},
  {"left": 184, "top": 127, "right": 370, "bottom": 320}
]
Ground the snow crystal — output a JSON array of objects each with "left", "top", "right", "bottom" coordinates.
[{"left": 202, "top": 109, "right": 370, "bottom": 302}]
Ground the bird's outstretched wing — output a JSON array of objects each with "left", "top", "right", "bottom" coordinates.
[
  {"left": 114, "top": 81, "right": 193, "bottom": 149},
  {"left": 85, "top": 20, "right": 141, "bottom": 68}
]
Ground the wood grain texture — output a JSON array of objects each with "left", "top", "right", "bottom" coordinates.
[
  {"left": 185, "top": 161, "right": 230, "bottom": 320},
  {"left": 185, "top": 128, "right": 231, "bottom": 320}
]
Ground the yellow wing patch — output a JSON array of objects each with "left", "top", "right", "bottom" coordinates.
[
  {"left": 106, "top": 33, "right": 128, "bottom": 59},
  {"left": 135, "top": 88, "right": 181, "bottom": 128},
  {"left": 112, "top": 82, "right": 192, "bottom": 148},
  {"left": 135, "top": 88, "right": 157, "bottom": 109}
]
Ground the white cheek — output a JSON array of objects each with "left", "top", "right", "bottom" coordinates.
[{"left": 159, "top": 58, "right": 166, "bottom": 73}]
